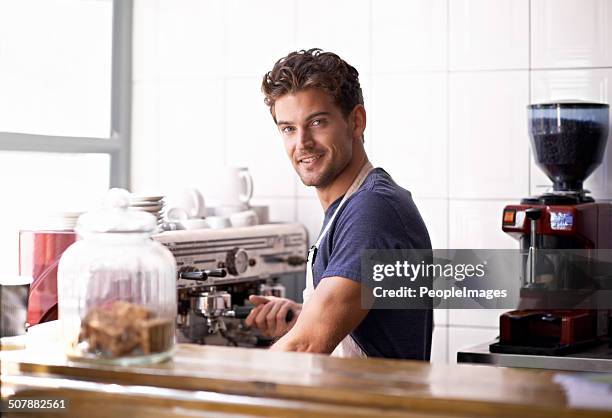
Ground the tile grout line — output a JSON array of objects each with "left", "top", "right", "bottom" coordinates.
[
  {"left": 448, "top": 0, "right": 453, "bottom": 361},
  {"left": 293, "top": 0, "right": 299, "bottom": 222},
  {"left": 528, "top": 0, "right": 532, "bottom": 195},
  {"left": 221, "top": 0, "right": 229, "bottom": 168},
  {"left": 445, "top": 0, "right": 451, "bottom": 364}
]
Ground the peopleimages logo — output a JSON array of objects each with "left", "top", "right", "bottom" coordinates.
[
  {"left": 372, "top": 286, "right": 508, "bottom": 300},
  {"left": 372, "top": 260, "right": 486, "bottom": 282}
]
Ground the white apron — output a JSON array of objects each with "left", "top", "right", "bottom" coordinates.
[{"left": 302, "top": 161, "right": 374, "bottom": 358}]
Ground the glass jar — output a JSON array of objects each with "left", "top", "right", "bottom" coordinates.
[{"left": 58, "top": 189, "right": 176, "bottom": 365}]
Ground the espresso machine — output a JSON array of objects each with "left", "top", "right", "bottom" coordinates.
[
  {"left": 152, "top": 223, "right": 307, "bottom": 347},
  {"left": 458, "top": 102, "right": 612, "bottom": 371}
]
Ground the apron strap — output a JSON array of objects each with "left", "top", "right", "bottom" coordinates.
[{"left": 314, "top": 161, "right": 374, "bottom": 249}]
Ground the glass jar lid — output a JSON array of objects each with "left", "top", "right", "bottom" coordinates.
[{"left": 77, "top": 188, "right": 157, "bottom": 234}]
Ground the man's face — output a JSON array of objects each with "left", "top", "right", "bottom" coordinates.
[{"left": 274, "top": 88, "right": 354, "bottom": 188}]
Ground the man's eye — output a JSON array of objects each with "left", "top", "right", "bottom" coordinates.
[
  {"left": 282, "top": 126, "right": 295, "bottom": 133},
  {"left": 312, "top": 119, "right": 322, "bottom": 126}
]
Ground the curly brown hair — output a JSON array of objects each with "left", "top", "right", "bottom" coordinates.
[{"left": 261, "top": 48, "right": 364, "bottom": 121}]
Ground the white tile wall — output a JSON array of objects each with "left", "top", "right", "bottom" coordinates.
[
  {"left": 131, "top": 0, "right": 612, "bottom": 364},
  {"left": 449, "top": 200, "right": 518, "bottom": 249},
  {"left": 531, "top": 0, "right": 612, "bottom": 69},
  {"left": 449, "top": 71, "right": 530, "bottom": 199},
  {"left": 158, "top": 0, "right": 225, "bottom": 79},
  {"left": 370, "top": 73, "right": 448, "bottom": 198},
  {"left": 371, "top": 0, "right": 447, "bottom": 73},
  {"left": 157, "top": 79, "right": 225, "bottom": 196},
  {"left": 449, "top": 0, "right": 529, "bottom": 71},
  {"left": 530, "top": 69, "right": 612, "bottom": 199},
  {"left": 296, "top": 0, "right": 371, "bottom": 75},
  {"left": 225, "top": 0, "right": 298, "bottom": 78},
  {"left": 413, "top": 198, "right": 448, "bottom": 249}
]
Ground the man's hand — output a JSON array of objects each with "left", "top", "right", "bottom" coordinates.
[
  {"left": 244, "top": 295, "right": 301, "bottom": 338},
  {"left": 269, "top": 277, "right": 371, "bottom": 354}
]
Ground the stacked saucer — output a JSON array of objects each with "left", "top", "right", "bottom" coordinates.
[
  {"left": 44, "top": 211, "right": 84, "bottom": 231},
  {"left": 128, "top": 195, "right": 166, "bottom": 227}
]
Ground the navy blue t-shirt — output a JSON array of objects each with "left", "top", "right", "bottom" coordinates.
[{"left": 313, "top": 168, "right": 433, "bottom": 360}]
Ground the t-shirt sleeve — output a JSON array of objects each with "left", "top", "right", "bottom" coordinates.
[{"left": 321, "top": 192, "right": 410, "bottom": 283}]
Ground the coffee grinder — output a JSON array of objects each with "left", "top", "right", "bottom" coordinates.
[{"left": 492, "top": 101, "right": 612, "bottom": 356}]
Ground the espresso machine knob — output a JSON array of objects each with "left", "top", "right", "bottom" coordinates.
[
  {"left": 179, "top": 268, "right": 227, "bottom": 281},
  {"left": 226, "top": 248, "right": 249, "bottom": 276}
]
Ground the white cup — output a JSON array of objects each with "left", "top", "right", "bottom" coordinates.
[
  {"left": 214, "top": 203, "right": 248, "bottom": 217},
  {"left": 167, "top": 188, "right": 206, "bottom": 219},
  {"left": 167, "top": 207, "right": 190, "bottom": 221},
  {"left": 179, "top": 219, "right": 209, "bottom": 230},
  {"left": 205, "top": 216, "right": 232, "bottom": 229},
  {"left": 230, "top": 210, "right": 259, "bottom": 228},
  {"left": 221, "top": 167, "right": 253, "bottom": 207}
]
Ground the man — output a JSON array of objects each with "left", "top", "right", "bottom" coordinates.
[{"left": 245, "top": 48, "right": 432, "bottom": 360}]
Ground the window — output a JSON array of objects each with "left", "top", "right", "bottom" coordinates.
[{"left": 0, "top": 0, "right": 132, "bottom": 277}]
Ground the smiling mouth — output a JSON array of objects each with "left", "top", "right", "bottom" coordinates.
[{"left": 298, "top": 154, "right": 323, "bottom": 164}]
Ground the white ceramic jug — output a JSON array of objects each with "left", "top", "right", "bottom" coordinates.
[{"left": 221, "top": 167, "right": 253, "bottom": 208}]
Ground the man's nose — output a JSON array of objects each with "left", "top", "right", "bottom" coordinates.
[{"left": 296, "top": 128, "right": 315, "bottom": 149}]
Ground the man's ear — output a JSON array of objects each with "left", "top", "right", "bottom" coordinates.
[{"left": 351, "top": 104, "right": 366, "bottom": 142}]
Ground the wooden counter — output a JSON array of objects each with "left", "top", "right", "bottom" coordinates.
[{"left": 1, "top": 343, "right": 611, "bottom": 418}]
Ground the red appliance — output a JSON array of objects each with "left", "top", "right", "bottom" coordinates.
[{"left": 19, "top": 230, "right": 76, "bottom": 327}]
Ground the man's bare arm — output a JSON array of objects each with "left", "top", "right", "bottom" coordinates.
[{"left": 270, "top": 276, "right": 369, "bottom": 354}]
